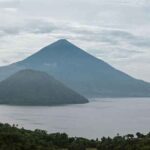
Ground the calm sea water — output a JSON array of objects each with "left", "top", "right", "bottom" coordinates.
[{"left": 0, "top": 98, "right": 150, "bottom": 139}]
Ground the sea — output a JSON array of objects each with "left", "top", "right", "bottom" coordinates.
[{"left": 0, "top": 98, "right": 150, "bottom": 139}]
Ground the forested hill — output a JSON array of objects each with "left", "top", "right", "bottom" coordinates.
[
  {"left": 0, "top": 69, "right": 88, "bottom": 105},
  {"left": 0, "top": 123, "right": 149, "bottom": 150}
]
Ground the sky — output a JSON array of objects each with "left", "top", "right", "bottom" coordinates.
[{"left": 0, "top": 0, "right": 150, "bottom": 82}]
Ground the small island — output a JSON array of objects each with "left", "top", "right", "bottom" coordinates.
[{"left": 0, "top": 69, "right": 88, "bottom": 106}]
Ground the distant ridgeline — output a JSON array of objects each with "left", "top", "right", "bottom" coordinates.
[
  {"left": 0, "top": 123, "right": 150, "bottom": 150},
  {"left": 0, "top": 69, "right": 88, "bottom": 105},
  {"left": 0, "top": 39, "right": 150, "bottom": 98}
]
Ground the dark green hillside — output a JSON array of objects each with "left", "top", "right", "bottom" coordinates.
[
  {"left": 0, "top": 123, "right": 150, "bottom": 150},
  {"left": 0, "top": 69, "right": 88, "bottom": 105}
]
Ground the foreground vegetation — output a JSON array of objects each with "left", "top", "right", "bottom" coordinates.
[{"left": 0, "top": 123, "right": 150, "bottom": 150}]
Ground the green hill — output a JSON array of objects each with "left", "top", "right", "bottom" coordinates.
[
  {"left": 0, "top": 123, "right": 149, "bottom": 150},
  {"left": 0, "top": 69, "right": 88, "bottom": 105}
]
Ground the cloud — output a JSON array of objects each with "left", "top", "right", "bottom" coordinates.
[
  {"left": 0, "top": 0, "right": 20, "bottom": 8},
  {"left": 0, "top": 0, "right": 150, "bottom": 81},
  {"left": 1, "top": 17, "right": 150, "bottom": 51},
  {"left": 0, "top": 18, "right": 149, "bottom": 61},
  {"left": 0, "top": 19, "right": 58, "bottom": 37}
]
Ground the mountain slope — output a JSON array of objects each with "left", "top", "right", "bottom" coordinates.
[
  {"left": 0, "top": 69, "right": 88, "bottom": 105},
  {"left": 0, "top": 39, "right": 150, "bottom": 98}
]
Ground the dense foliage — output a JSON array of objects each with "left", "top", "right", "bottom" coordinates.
[{"left": 0, "top": 123, "right": 150, "bottom": 150}]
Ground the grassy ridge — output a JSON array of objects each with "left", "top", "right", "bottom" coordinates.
[{"left": 0, "top": 123, "right": 149, "bottom": 150}]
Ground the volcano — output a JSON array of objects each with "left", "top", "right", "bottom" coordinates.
[{"left": 0, "top": 39, "right": 150, "bottom": 98}]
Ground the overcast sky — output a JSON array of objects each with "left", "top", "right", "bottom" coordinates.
[{"left": 0, "top": 0, "right": 150, "bottom": 81}]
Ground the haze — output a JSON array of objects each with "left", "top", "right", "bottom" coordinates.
[{"left": 0, "top": 0, "right": 150, "bottom": 81}]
